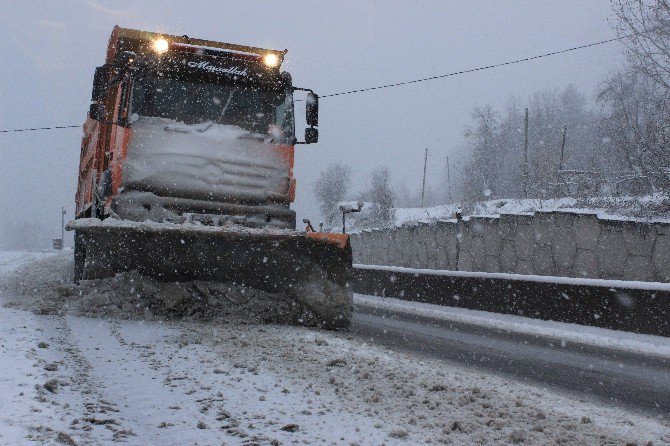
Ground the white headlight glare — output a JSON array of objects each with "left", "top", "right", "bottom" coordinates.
[
  {"left": 152, "top": 38, "right": 169, "bottom": 54},
  {"left": 263, "top": 53, "right": 279, "bottom": 68}
]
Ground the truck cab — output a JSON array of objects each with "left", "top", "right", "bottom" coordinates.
[{"left": 76, "top": 26, "right": 318, "bottom": 230}]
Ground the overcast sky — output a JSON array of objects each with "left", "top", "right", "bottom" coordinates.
[{"left": 0, "top": 0, "right": 625, "bottom": 247}]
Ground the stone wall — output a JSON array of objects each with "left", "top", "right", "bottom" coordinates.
[{"left": 349, "top": 211, "right": 670, "bottom": 282}]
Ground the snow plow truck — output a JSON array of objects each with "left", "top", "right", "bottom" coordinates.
[{"left": 68, "top": 26, "right": 352, "bottom": 329}]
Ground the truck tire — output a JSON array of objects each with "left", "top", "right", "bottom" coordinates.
[{"left": 73, "top": 230, "right": 85, "bottom": 284}]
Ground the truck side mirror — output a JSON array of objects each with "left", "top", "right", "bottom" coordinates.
[
  {"left": 91, "top": 65, "right": 113, "bottom": 102},
  {"left": 306, "top": 92, "right": 318, "bottom": 127},
  {"left": 89, "top": 103, "right": 106, "bottom": 122},
  {"left": 305, "top": 127, "right": 318, "bottom": 144}
]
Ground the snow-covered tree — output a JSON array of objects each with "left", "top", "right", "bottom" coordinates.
[
  {"left": 600, "top": 0, "right": 670, "bottom": 193},
  {"left": 612, "top": 0, "right": 670, "bottom": 90},
  {"left": 313, "top": 163, "right": 352, "bottom": 226},
  {"left": 598, "top": 72, "right": 670, "bottom": 193},
  {"left": 361, "top": 167, "right": 396, "bottom": 227},
  {"left": 458, "top": 85, "right": 612, "bottom": 201}
]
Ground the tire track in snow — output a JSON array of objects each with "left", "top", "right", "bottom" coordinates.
[
  {"left": 53, "top": 316, "right": 133, "bottom": 444},
  {"left": 0, "top": 308, "right": 129, "bottom": 445},
  {"left": 109, "top": 319, "right": 280, "bottom": 444},
  {"left": 66, "top": 317, "right": 247, "bottom": 445}
]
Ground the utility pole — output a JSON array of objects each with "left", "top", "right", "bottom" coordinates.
[
  {"left": 558, "top": 125, "right": 567, "bottom": 171},
  {"left": 421, "top": 148, "right": 428, "bottom": 207},
  {"left": 61, "top": 207, "right": 66, "bottom": 245},
  {"left": 558, "top": 124, "right": 568, "bottom": 196},
  {"left": 446, "top": 155, "right": 453, "bottom": 203},
  {"left": 523, "top": 108, "right": 529, "bottom": 199}
]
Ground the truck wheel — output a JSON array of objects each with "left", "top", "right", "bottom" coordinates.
[{"left": 73, "top": 230, "right": 85, "bottom": 284}]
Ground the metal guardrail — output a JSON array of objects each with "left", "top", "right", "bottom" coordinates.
[{"left": 351, "top": 264, "right": 670, "bottom": 337}]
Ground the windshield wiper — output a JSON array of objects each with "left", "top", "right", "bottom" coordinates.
[{"left": 196, "top": 88, "right": 238, "bottom": 133}]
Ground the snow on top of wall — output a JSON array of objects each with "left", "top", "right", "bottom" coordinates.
[
  {"left": 346, "top": 194, "right": 670, "bottom": 232},
  {"left": 354, "top": 263, "right": 670, "bottom": 292}
]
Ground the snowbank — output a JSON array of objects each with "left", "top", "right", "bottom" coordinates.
[{"left": 1, "top": 251, "right": 318, "bottom": 326}]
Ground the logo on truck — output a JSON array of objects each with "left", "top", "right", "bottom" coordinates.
[{"left": 186, "top": 61, "right": 248, "bottom": 77}]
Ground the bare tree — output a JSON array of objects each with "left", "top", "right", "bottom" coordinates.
[
  {"left": 458, "top": 86, "right": 613, "bottom": 201},
  {"left": 603, "top": 0, "right": 670, "bottom": 192},
  {"left": 612, "top": 0, "right": 670, "bottom": 90},
  {"left": 598, "top": 72, "right": 670, "bottom": 192},
  {"left": 361, "top": 167, "right": 396, "bottom": 227},
  {"left": 461, "top": 105, "right": 501, "bottom": 202},
  {"left": 313, "top": 163, "right": 352, "bottom": 226},
  {"left": 395, "top": 178, "right": 414, "bottom": 208}
]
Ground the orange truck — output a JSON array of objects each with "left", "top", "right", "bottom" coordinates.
[{"left": 69, "top": 26, "right": 352, "bottom": 328}]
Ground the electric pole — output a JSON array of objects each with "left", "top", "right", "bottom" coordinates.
[
  {"left": 523, "top": 108, "right": 529, "bottom": 198},
  {"left": 61, "top": 207, "right": 66, "bottom": 245},
  {"left": 421, "top": 148, "right": 428, "bottom": 207},
  {"left": 558, "top": 124, "right": 568, "bottom": 196},
  {"left": 446, "top": 155, "right": 453, "bottom": 203},
  {"left": 558, "top": 124, "right": 567, "bottom": 171}
]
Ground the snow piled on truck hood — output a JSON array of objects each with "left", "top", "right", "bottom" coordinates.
[
  {"left": 68, "top": 217, "right": 301, "bottom": 237},
  {"left": 122, "top": 117, "right": 289, "bottom": 203}
]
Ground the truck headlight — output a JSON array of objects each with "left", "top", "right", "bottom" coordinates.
[
  {"left": 152, "top": 38, "right": 169, "bottom": 54},
  {"left": 263, "top": 53, "right": 279, "bottom": 68}
]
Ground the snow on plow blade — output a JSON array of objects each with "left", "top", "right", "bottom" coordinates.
[{"left": 68, "top": 219, "right": 353, "bottom": 329}]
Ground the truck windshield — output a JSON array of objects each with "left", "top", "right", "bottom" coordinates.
[{"left": 131, "top": 75, "right": 294, "bottom": 139}]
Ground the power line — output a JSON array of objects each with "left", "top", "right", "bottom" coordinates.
[
  {"left": 0, "top": 33, "right": 630, "bottom": 133},
  {"left": 321, "top": 34, "right": 629, "bottom": 98},
  {"left": 0, "top": 125, "right": 80, "bottom": 133}
]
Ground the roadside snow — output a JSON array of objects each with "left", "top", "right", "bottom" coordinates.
[
  {"left": 0, "top": 249, "right": 56, "bottom": 275},
  {"left": 355, "top": 294, "right": 670, "bottom": 359},
  {"left": 1, "top": 250, "right": 669, "bottom": 445}
]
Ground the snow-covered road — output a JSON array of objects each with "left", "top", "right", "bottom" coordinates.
[
  {"left": 1, "top": 250, "right": 669, "bottom": 445},
  {"left": 353, "top": 297, "right": 670, "bottom": 417}
]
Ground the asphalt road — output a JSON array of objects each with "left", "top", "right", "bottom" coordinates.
[{"left": 351, "top": 300, "right": 670, "bottom": 419}]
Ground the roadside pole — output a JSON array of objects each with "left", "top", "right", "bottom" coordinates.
[
  {"left": 61, "top": 207, "right": 66, "bottom": 243},
  {"left": 421, "top": 148, "right": 428, "bottom": 207},
  {"left": 523, "top": 108, "right": 529, "bottom": 199}
]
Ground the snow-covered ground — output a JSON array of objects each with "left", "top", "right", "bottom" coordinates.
[{"left": 1, "top": 250, "right": 669, "bottom": 445}]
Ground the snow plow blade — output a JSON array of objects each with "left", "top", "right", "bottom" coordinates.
[{"left": 68, "top": 219, "right": 353, "bottom": 329}]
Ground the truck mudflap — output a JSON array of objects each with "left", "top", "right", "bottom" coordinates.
[{"left": 68, "top": 219, "right": 353, "bottom": 329}]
